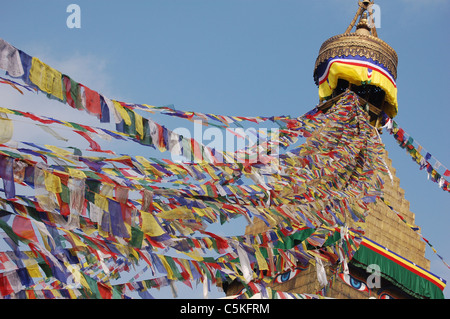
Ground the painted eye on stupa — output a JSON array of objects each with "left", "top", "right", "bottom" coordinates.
[
  {"left": 273, "top": 268, "right": 303, "bottom": 284},
  {"left": 379, "top": 292, "right": 395, "bottom": 299},
  {"left": 338, "top": 273, "right": 370, "bottom": 293}
]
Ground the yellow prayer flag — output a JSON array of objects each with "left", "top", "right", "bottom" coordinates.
[
  {"left": 0, "top": 113, "right": 13, "bottom": 144},
  {"left": 94, "top": 193, "right": 109, "bottom": 211},
  {"left": 50, "top": 289, "right": 61, "bottom": 298},
  {"left": 201, "top": 164, "right": 219, "bottom": 180},
  {"left": 60, "top": 229, "right": 87, "bottom": 248},
  {"left": 129, "top": 247, "right": 140, "bottom": 261},
  {"left": 134, "top": 112, "right": 144, "bottom": 138},
  {"left": 158, "top": 207, "right": 194, "bottom": 220},
  {"left": 192, "top": 206, "right": 206, "bottom": 217},
  {"left": 152, "top": 201, "right": 164, "bottom": 211},
  {"left": 102, "top": 168, "right": 118, "bottom": 176},
  {"left": 25, "top": 263, "right": 42, "bottom": 278},
  {"left": 135, "top": 156, "right": 152, "bottom": 168},
  {"left": 183, "top": 250, "right": 203, "bottom": 262},
  {"left": 67, "top": 168, "right": 87, "bottom": 179},
  {"left": 44, "top": 171, "right": 62, "bottom": 193},
  {"left": 0, "top": 107, "right": 15, "bottom": 115},
  {"left": 98, "top": 227, "right": 110, "bottom": 238},
  {"left": 248, "top": 185, "right": 263, "bottom": 192},
  {"left": 112, "top": 100, "right": 131, "bottom": 125},
  {"left": 29, "top": 57, "right": 64, "bottom": 100},
  {"left": 179, "top": 258, "right": 194, "bottom": 278},
  {"left": 67, "top": 289, "right": 78, "bottom": 299},
  {"left": 45, "top": 145, "right": 72, "bottom": 156},
  {"left": 253, "top": 245, "right": 269, "bottom": 271},
  {"left": 141, "top": 210, "right": 166, "bottom": 237},
  {"left": 159, "top": 255, "right": 175, "bottom": 280}
]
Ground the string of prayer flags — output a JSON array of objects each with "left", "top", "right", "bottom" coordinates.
[
  {"left": 381, "top": 197, "right": 450, "bottom": 270},
  {"left": 384, "top": 118, "right": 450, "bottom": 193}
]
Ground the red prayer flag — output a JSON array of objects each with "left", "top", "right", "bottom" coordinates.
[
  {"left": 74, "top": 130, "right": 114, "bottom": 154},
  {"left": 97, "top": 282, "right": 113, "bottom": 299},
  {"left": 80, "top": 85, "right": 101, "bottom": 118},
  {"left": 0, "top": 273, "right": 14, "bottom": 297},
  {"left": 63, "top": 76, "right": 76, "bottom": 108},
  {"left": 12, "top": 215, "right": 39, "bottom": 242}
]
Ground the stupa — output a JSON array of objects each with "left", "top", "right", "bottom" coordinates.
[{"left": 227, "top": 0, "right": 446, "bottom": 299}]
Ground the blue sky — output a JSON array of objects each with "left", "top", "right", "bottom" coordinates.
[{"left": 0, "top": 0, "right": 449, "bottom": 298}]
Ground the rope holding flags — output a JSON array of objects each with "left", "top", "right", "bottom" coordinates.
[{"left": 383, "top": 118, "right": 450, "bottom": 193}]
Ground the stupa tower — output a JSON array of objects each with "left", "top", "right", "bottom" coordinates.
[{"left": 241, "top": 0, "right": 446, "bottom": 299}]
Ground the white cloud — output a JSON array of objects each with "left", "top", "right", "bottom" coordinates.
[
  {"left": 53, "top": 54, "right": 111, "bottom": 95},
  {"left": 22, "top": 43, "right": 113, "bottom": 97},
  {"left": 0, "top": 52, "right": 116, "bottom": 155}
]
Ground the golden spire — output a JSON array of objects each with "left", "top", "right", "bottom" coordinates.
[
  {"left": 313, "top": 0, "right": 399, "bottom": 119},
  {"left": 345, "top": 0, "right": 378, "bottom": 36}
]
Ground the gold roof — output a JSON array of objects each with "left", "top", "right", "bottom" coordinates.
[{"left": 313, "top": 1, "right": 398, "bottom": 83}]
